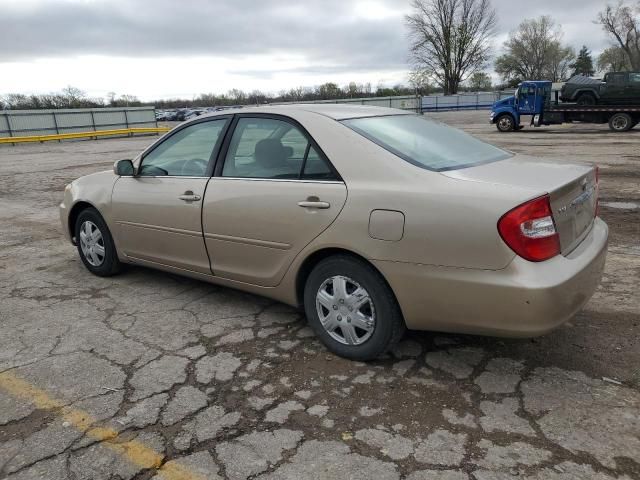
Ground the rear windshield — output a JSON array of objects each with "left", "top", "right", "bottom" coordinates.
[{"left": 342, "top": 114, "right": 511, "bottom": 172}]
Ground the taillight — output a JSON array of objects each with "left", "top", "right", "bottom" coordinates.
[{"left": 498, "top": 195, "right": 560, "bottom": 262}]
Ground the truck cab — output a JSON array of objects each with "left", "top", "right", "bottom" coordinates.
[{"left": 490, "top": 81, "right": 551, "bottom": 132}]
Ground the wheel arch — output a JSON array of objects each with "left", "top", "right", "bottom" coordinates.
[
  {"left": 573, "top": 89, "right": 600, "bottom": 100},
  {"left": 294, "top": 247, "right": 404, "bottom": 321},
  {"left": 68, "top": 201, "right": 98, "bottom": 243}
]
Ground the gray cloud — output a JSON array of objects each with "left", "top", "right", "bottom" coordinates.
[
  {"left": 0, "top": 0, "right": 411, "bottom": 71},
  {"left": 0, "top": 0, "right": 613, "bottom": 83}
]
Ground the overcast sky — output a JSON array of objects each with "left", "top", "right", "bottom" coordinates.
[{"left": 0, "top": 0, "right": 613, "bottom": 100}]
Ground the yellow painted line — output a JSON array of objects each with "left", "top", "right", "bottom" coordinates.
[
  {"left": 0, "top": 370, "right": 204, "bottom": 480},
  {"left": 0, "top": 127, "right": 171, "bottom": 144}
]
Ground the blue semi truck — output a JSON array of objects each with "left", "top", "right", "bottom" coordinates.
[{"left": 490, "top": 80, "right": 640, "bottom": 132}]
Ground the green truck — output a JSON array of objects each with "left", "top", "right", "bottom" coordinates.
[{"left": 560, "top": 72, "right": 640, "bottom": 105}]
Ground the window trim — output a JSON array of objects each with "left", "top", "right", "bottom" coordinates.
[
  {"left": 138, "top": 115, "right": 232, "bottom": 178},
  {"left": 212, "top": 113, "right": 343, "bottom": 182}
]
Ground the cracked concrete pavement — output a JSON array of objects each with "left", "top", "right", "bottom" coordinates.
[{"left": 1, "top": 112, "right": 638, "bottom": 479}]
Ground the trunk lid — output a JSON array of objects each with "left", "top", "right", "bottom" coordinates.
[{"left": 442, "top": 155, "right": 597, "bottom": 255}]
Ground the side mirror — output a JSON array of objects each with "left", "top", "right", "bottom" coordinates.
[{"left": 114, "top": 159, "right": 135, "bottom": 176}]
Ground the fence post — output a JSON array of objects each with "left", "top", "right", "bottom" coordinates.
[
  {"left": 5, "top": 113, "right": 15, "bottom": 146},
  {"left": 123, "top": 109, "right": 130, "bottom": 136},
  {"left": 51, "top": 111, "right": 61, "bottom": 142}
]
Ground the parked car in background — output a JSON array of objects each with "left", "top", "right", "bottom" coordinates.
[
  {"left": 560, "top": 72, "right": 640, "bottom": 105},
  {"left": 60, "top": 105, "right": 607, "bottom": 360}
]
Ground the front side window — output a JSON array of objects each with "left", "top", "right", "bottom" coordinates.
[
  {"left": 609, "top": 73, "right": 626, "bottom": 85},
  {"left": 222, "top": 117, "right": 337, "bottom": 180},
  {"left": 342, "top": 114, "right": 512, "bottom": 172},
  {"left": 139, "top": 119, "right": 227, "bottom": 176},
  {"left": 630, "top": 73, "right": 640, "bottom": 84}
]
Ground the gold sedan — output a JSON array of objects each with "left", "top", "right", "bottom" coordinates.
[{"left": 60, "top": 105, "right": 608, "bottom": 360}]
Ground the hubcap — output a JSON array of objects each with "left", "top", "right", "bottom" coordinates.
[
  {"left": 79, "top": 221, "right": 105, "bottom": 266},
  {"left": 315, "top": 275, "right": 375, "bottom": 346}
]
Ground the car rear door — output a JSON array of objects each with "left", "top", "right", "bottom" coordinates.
[
  {"left": 627, "top": 73, "right": 640, "bottom": 102},
  {"left": 602, "top": 73, "right": 627, "bottom": 103},
  {"left": 111, "top": 117, "right": 230, "bottom": 274},
  {"left": 202, "top": 114, "right": 347, "bottom": 287}
]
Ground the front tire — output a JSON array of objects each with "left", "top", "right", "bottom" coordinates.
[
  {"left": 75, "top": 208, "right": 122, "bottom": 276},
  {"left": 496, "top": 114, "right": 515, "bottom": 132},
  {"left": 576, "top": 93, "right": 597, "bottom": 106},
  {"left": 303, "top": 255, "right": 405, "bottom": 361}
]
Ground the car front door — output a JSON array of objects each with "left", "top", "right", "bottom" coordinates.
[
  {"left": 202, "top": 115, "right": 347, "bottom": 287},
  {"left": 517, "top": 84, "right": 536, "bottom": 115},
  {"left": 111, "top": 117, "right": 230, "bottom": 274}
]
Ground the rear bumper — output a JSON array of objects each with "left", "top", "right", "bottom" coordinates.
[{"left": 374, "top": 218, "right": 608, "bottom": 337}]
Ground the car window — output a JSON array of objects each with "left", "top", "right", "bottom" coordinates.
[
  {"left": 630, "top": 73, "right": 640, "bottom": 84},
  {"left": 222, "top": 118, "right": 304, "bottom": 179},
  {"left": 609, "top": 73, "right": 626, "bottom": 85},
  {"left": 280, "top": 128, "right": 309, "bottom": 160},
  {"left": 302, "top": 146, "right": 335, "bottom": 180},
  {"left": 342, "top": 114, "right": 512, "bottom": 172},
  {"left": 139, "top": 120, "right": 226, "bottom": 176}
]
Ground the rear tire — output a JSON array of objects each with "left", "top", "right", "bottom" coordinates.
[
  {"left": 576, "top": 93, "right": 597, "bottom": 106},
  {"left": 75, "top": 208, "right": 122, "bottom": 276},
  {"left": 496, "top": 114, "right": 515, "bottom": 132},
  {"left": 608, "top": 113, "right": 633, "bottom": 132},
  {"left": 303, "top": 255, "right": 405, "bottom": 361}
]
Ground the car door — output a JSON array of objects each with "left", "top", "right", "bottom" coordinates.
[
  {"left": 517, "top": 84, "right": 536, "bottom": 114},
  {"left": 602, "top": 73, "right": 627, "bottom": 103},
  {"left": 627, "top": 73, "right": 640, "bottom": 102},
  {"left": 202, "top": 115, "right": 347, "bottom": 287},
  {"left": 111, "top": 117, "right": 230, "bottom": 274}
]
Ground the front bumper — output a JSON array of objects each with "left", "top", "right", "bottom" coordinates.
[{"left": 374, "top": 218, "right": 608, "bottom": 337}]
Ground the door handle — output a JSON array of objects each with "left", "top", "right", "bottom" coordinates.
[
  {"left": 178, "top": 191, "right": 201, "bottom": 202},
  {"left": 298, "top": 200, "right": 330, "bottom": 209}
]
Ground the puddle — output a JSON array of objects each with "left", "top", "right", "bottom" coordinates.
[{"left": 600, "top": 201, "right": 640, "bottom": 210}]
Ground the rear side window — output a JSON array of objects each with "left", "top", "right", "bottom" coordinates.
[
  {"left": 222, "top": 117, "right": 338, "bottom": 180},
  {"left": 342, "top": 115, "right": 511, "bottom": 172}
]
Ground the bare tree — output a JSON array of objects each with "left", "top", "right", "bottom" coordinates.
[
  {"left": 597, "top": 46, "right": 633, "bottom": 71},
  {"left": 495, "top": 16, "right": 575, "bottom": 83},
  {"left": 597, "top": 1, "right": 640, "bottom": 70},
  {"left": 406, "top": 0, "right": 497, "bottom": 95}
]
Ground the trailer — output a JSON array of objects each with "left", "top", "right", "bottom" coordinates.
[{"left": 490, "top": 81, "right": 640, "bottom": 132}]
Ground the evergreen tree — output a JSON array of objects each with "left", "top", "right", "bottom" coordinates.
[{"left": 571, "top": 46, "right": 595, "bottom": 76}]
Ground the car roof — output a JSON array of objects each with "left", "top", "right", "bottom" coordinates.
[{"left": 197, "top": 103, "right": 414, "bottom": 121}]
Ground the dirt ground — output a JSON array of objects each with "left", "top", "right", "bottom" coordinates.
[{"left": 0, "top": 110, "right": 638, "bottom": 480}]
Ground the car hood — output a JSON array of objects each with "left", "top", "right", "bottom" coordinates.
[{"left": 492, "top": 96, "right": 515, "bottom": 108}]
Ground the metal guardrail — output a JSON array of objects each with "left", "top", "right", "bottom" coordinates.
[
  {"left": 0, "top": 107, "right": 158, "bottom": 139},
  {"left": 0, "top": 127, "right": 170, "bottom": 145}
]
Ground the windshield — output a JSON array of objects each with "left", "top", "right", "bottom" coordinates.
[{"left": 342, "top": 114, "right": 511, "bottom": 171}]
